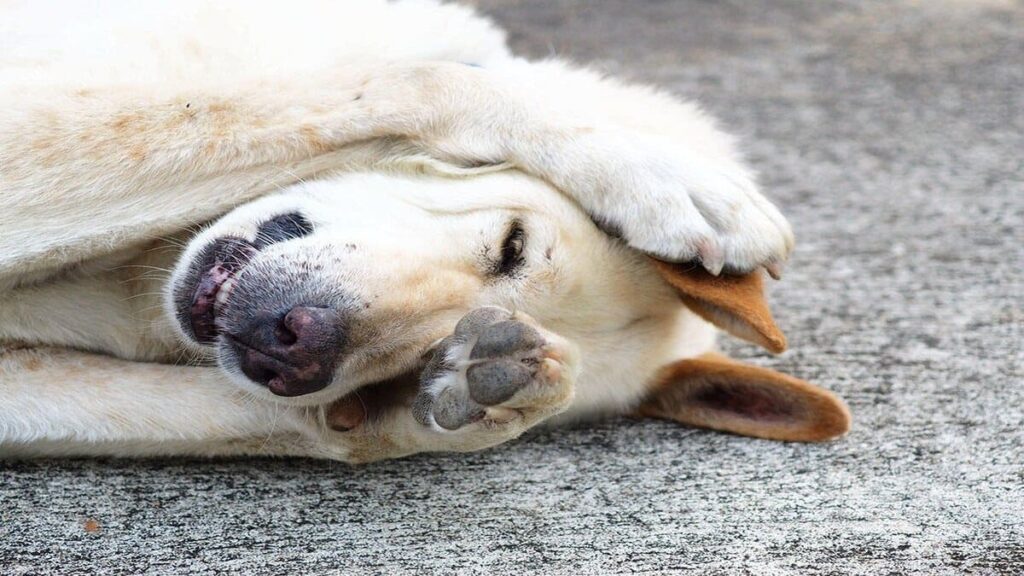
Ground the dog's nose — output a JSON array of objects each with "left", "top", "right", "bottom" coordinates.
[{"left": 230, "top": 306, "right": 346, "bottom": 397}]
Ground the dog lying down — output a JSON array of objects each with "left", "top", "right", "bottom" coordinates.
[{"left": 0, "top": 0, "right": 849, "bottom": 462}]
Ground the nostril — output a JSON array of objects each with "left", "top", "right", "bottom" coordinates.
[
  {"left": 239, "top": 348, "right": 281, "bottom": 386},
  {"left": 228, "top": 304, "right": 345, "bottom": 397},
  {"left": 274, "top": 318, "right": 298, "bottom": 346}
]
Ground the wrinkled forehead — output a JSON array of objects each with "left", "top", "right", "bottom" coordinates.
[{"left": 289, "top": 170, "right": 591, "bottom": 228}]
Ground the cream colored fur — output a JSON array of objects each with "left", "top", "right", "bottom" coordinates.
[{"left": 0, "top": 0, "right": 796, "bottom": 461}]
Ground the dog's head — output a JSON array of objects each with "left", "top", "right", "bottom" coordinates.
[
  {"left": 167, "top": 171, "right": 684, "bottom": 405},
  {"left": 166, "top": 170, "right": 849, "bottom": 442}
]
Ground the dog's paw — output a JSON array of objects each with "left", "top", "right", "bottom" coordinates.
[
  {"left": 581, "top": 137, "right": 794, "bottom": 276},
  {"left": 412, "top": 307, "right": 576, "bottom": 443}
]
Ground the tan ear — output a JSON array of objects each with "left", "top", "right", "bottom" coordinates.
[
  {"left": 651, "top": 259, "right": 787, "bottom": 353},
  {"left": 637, "top": 353, "right": 850, "bottom": 442}
]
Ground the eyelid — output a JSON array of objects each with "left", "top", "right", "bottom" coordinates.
[
  {"left": 494, "top": 218, "right": 526, "bottom": 275},
  {"left": 506, "top": 218, "right": 524, "bottom": 240},
  {"left": 505, "top": 218, "right": 525, "bottom": 251}
]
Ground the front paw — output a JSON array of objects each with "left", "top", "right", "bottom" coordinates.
[
  {"left": 412, "top": 307, "right": 576, "bottom": 444},
  {"left": 585, "top": 137, "right": 794, "bottom": 276}
]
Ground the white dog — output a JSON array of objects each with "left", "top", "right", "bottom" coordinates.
[{"left": 0, "top": 0, "right": 849, "bottom": 462}]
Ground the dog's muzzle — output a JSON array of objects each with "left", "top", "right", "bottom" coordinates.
[{"left": 175, "top": 212, "right": 356, "bottom": 396}]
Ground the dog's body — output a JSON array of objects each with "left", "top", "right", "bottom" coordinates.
[{"left": 0, "top": 0, "right": 848, "bottom": 462}]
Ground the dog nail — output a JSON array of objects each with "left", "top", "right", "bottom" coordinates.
[
  {"left": 465, "top": 408, "right": 486, "bottom": 424},
  {"left": 765, "top": 261, "right": 784, "bottom": 280},
  {"left": 697, "top": 239, "right": 724, "bottom": 276},
  {"left": 484, "top": 406, "right": 517, "bottom": 424}
]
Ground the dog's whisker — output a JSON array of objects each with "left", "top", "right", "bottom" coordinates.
[
  {"left": 120, "top": 291, "right": 168, "bottom": 303},
  {"left": 258, "top": 402, "right": 283, "bottom": 454}
]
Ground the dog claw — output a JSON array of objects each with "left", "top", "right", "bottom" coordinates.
[
  {"left": 765, "top": 260, "right": 784, "bottom": 280},
  {"left": 697, "top": 239, "right": 725, "bottom": 276}
]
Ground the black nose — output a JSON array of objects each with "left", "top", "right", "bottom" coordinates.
[{"left": 228, "top": 306, "right": 346, "bottom": 397}]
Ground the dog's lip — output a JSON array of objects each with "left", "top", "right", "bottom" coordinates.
[
  {"left": 178, "top": 212, "right": 316, "bottom": 345},
  {"left": 185, "top": 238, "right": 258, "bottom": 345}
]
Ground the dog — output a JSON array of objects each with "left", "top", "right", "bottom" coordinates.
[{"left": 0, "top": 0, "right": 849, "bottom": 462}]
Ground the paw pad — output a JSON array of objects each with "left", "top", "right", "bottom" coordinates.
[{"left": 414, "top": 306, "right": 567, "bottom": 432}]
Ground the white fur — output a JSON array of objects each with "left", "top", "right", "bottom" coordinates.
[{"left": 0, "top": 0, "right": 788, "bottom": 462}]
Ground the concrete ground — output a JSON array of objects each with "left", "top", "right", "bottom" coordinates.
[{"left": 2, "top": 1, "right": 1022, "bottom": 574}]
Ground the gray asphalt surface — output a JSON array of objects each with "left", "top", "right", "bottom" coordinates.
[{"left": 2, "top": 1, "right": 1022, "bottom": 574}]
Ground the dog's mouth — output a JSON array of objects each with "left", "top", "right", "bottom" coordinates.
[
  {"left": 186, "top": 237, "right": 257, "bottom": 344},
  {"left": 175, "top": 212, "right": 314, "bottom": 345}
]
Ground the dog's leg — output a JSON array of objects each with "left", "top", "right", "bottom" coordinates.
[
  {"left": 3, "top": 60, "right": 788, "bottom": 290},
  {"left": 1, "top": 72, "right": 396, "bottom": 289},
  {"left": 0, "top": 346, "right": 341, "bottom": 458},
  {"left": 0, "top": 342, "right": 568, "bottom": 462},
  {"left": 0, "top": 251, "right": 182, "bottom": 361},
  {"left": 406, "top": 59, "right": 795, "bottom": 275},
  {"left": 0, "top": 304, "right": 579, "bottom": 461}
]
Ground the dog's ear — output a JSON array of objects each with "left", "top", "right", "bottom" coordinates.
[
  {"left": 637, "top": 353, "right": 850, "bottom": 442},
  {"left": 651, "top": 259, "right": 787, "bottom": 353}
]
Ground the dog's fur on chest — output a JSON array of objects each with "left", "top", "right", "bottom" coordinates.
[{"left": 0, "top": 0, "right": 849, "bottom": 461}]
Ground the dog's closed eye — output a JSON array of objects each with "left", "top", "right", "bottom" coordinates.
[
  {"left": 494, "top": 219, "right": 526, "bottom": 276},
  {"left": 254, "top": 212, "right": 314, "bottom": 248}
]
